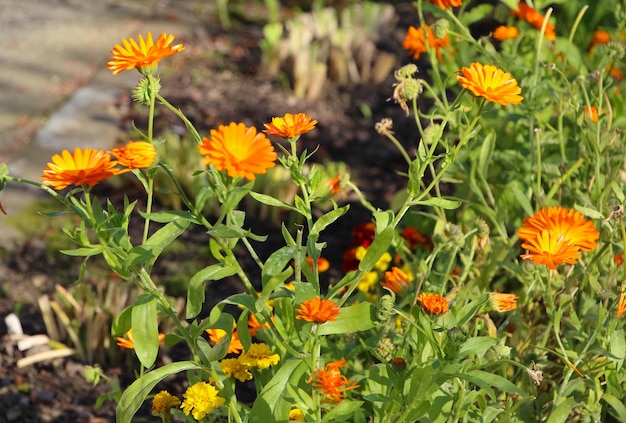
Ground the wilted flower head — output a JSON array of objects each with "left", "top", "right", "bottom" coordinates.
[
  {"left": 309, "top": 359, "right": 359, "bottom": 403},
  {"left": 296, "top": 298, "right": 341, "bottom": 323},
  {"left": 517, "top": 207, "right": 600, "bottom": 270},
  {"left": 416, "top": 293, "right": 449, "bottom": 315},
  {"left": 110, "top": 141, "right": 157, "bottom": 169},
  {"left": 263, "top": 112, "right": 317, "bottom": 140},
  {"left": 180, "top": 382, "right": 225, "bottom": 420},
  {"left": 41, "top": 148, "right": 119, "bottom": 190},
  {"left": 457, "top": 63, "right": 523, "bottom": 106},
  {"left": 198, "top": 122, "right": 277, "bottom": 180},
  {"left": 107, "top": 32, "right": 184, "bottom": 76}
]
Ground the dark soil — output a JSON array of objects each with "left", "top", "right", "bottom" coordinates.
[{"left": 0, "top": 3, "right": 423, "bottom": 421}]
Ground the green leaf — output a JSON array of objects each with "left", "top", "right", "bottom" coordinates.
[
  {"left": 310, "top": 205, "right": 349, "bottom": 238},
  {"left": 322, "top": 400, "right": 365, "bottom": 422},
  {"left": 116, "top": 361, "right": 200, "bottom": 423},
  {"left": 250, "top": 358, "right": 308, "bottom": 422},
  {"left": 249, "top": 191, "right": 297, "bottom": 211},
  {"left": 112, "top": 306, "right": 132, "bottom": 337},
  {"left": 511, "top": 184, "right": 534, "bottom": 217},
  {"left": 131, "top": 293, "right": 159, "bottom": 369},
  {"left": 125, "top": 219, "right": 190, "bottom": 268},
  {"left": 602, "top": 393, "right": 626, "bottom": 421},
  {"left": 358, "top": 227, "right": 395, "bottom": 272},
  {"left": 412, "top": 197, "right": 462, "bottom": 210},
  {"left": 466, "top": 370, "right": 526, "bottom": 396},
  {"left": 317, "top": 302, "right": 376, "bottom": 335},
  {"left": 610, "top": 329, "right": 625, "bottom": 372},
  {"left": 477, "top": 130, "right": 496, "bottom": 176},
  {"left": 574, "top": 204, "right": 604, "bottom": 220},
  {"left": 60, "top": 246, "right": 104, "bottom": 257},
  {"left": 186, "top": 264, "right": 238, "bottom": 319},
  {"left": 459, "top": 4, "right": 493, "bottom": 26},
  {"left": 546, "top": 397, "right": 575, "bottom": 423},
  {"left": 457, "top": 337, "right": 497, "bottom": 359}
]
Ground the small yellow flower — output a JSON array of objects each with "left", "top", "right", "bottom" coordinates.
[
  {"left": 239, "top": 343, "right": 280, "bottom": 369},
  {"left": 220, "top": 358, "right": 253, "bottom": 382},
  {"left": 151, "top": 390, "right": 181, "bottom": 420},
  {"left": 289, "top": 408, "right": 306, "bottom": 421},
  {"left": 180, "top": 382, "right": 225, "bottom": 420}
]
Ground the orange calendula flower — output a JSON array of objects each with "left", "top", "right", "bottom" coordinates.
[
  {"left": 206, "top": 325, "right": 244, "bottom": 354},
  {"left": 110, "top": 141, "right": 157, "bottom": 169},
  {"left": 107, "top": 32, "right": 184, "bottom": 76},
  {"left": 590, "top": 30, "right": 610, "bottom": 49},
  {"left": 425, "top": 0, "right": 463, "bottom": 9},
  {"left": 583, "top": 105, "right": 603, "bottom": 123},
  {"left": 116, "top": 329, "right": 165, "bottom": 350},
  {"left": 618, "top": 291, "right": 626, "bottom": 318},
  {"left": 328, "top": 174, "right": 342, "bottom": 195},
  {"left": 416, "top": 293, "right": 449, "bottom": 315},
  {"left": 296, "top": 298, "right": 341, "bottom": 323},
  {"left": 381, "top": 267, "right": 411, "bottom": 293},
  {"left": 400, "top": 227, "right": 433, "bottom": 250},
  {"left": 199, "top": 122, "right": 277, "bottom": 180},
  {"left": 248, "top": 313, "right": 273, "bottom": 337},
  {"left": 402, "top": 25, "right": 451, "bottom": 62},
  {"left": 614, "top": 253, "right": 624, "bottom": 266},
  {"left": 305, "top": 256, "right": 330, "bottom": 273},
  {"left": 517, "top": 207, "right": 600, "bottom": 270},
  {"left": 456, "top": 63, "right": 523, "bottom": 106},
  {"left": 308, "top": 359, "right": 359, "bottom": 403},
  {"left": 511, "top": 3, "right": 555, "bottom": 41},
  {"left": 493, "top": 25, "right": 520, "bottom": 40},
  {"left": 489, "top": 292, "right": 519, "bottom": 312},
  {"left": 42, "top": 148, "right": 119, "bottom": 190},
  {"left": 263, "top": 113, "right": 317, "bottom": 139}
]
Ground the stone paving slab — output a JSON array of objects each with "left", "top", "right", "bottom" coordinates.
[{"left": 0, "top": 0, "right": 213, "bottom": 242}]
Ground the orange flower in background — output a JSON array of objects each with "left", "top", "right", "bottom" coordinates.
[
  {"left": 456, "top": 63, "right": 523, "bottom": 106},
  {"left": 402, "top": 25, "right": 451, "bottom": 62},
  {"left": 353, "top": 222, "right": 377, "bottom": 247},
  {"left": 199, "top": 122, "right": 277, "bottom": 180},
  {"left": 518, "top": 207, "right": 600, "bottom": 270},
  {"left": 206, "top": 325, "right": 244, "bottom": 354},
  {"left": 489, "top": 292, "right": 519, "bottom": 312},
  {"left": 116, "top": 329, "right": 165, "bottom": 350},
  {"left": 309, "top": 359, "right": 359, "bottom": 403},
  {"left": 614, "top": 253, "right": 624, "bottom": 266},
  {"left": 110, "top": 141, "right": 157, "bottom": 169},
  {"left": 42, "top": 148, "right": 119, "bottom": 190},
  {"left": 400, "top": 227, "right": 433, "bottom": 250},
  {"left": 248, "top": 313, "right": 273, "bottom": 337},
  {"left": 381, "top": 267, "right": 411, "bottom": 293},
  {"left": 263, "top": 113, "right": 317, "bottom": 139},
  {"left": 305, "top": 256, "right": 330, "bottom": 273},
  {"left": 590, "top": 30, "right": 610, "bottom": 49},
  {"left": 416, "top": 293, "right": 448, "bottom": 315},
  {"left": 425, "top": 0, "right": 463, "bottom": 9},
  {"left": 493, "top": 25, "right": 520, "bottom": 40},
  {"left": 342, "top": 247, "right": 360, "bottom": 272},
  {"left": 618, "top": 291, "right": 626, "bottom": 318},
  {"left": 296, "top": 298, "right": 341, "bottom": 323},
  {"left": 107, "top": 32, "right": 184, "bottom": 75},
  {"left": 511, "top": 3, "right": 555, "bottom": 41},
  {"left": 328, "top": 175, "right": 342, "bottom": 195},
  {"left": 583, "top": 105, "right": 603, "bottom": 123}
]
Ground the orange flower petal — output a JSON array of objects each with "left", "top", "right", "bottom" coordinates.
[
  {"left": 41, "top": 148, "right": 119, "bottom": 190},
  {"left": 456, "top": 62, "right": 523, "bottom": 106},
  {"left": 295, "top": 298, "right": 341, "bottom": 323},
  {"left": 263, "top": 113, "right": 317, "bottom": 139},
  {"left": 107, "top": 32, "right": 184, "bottom": 75}
]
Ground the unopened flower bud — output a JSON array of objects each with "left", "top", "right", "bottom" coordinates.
[
  {"left": 395, "top": 64, "right": 418, "bottom": 79},
  {"left": 402, "top": 78, "right": 422, "bottom": 101},
  {"left": 391, "top": 357, "right": 407, "bottom": 372},
  {"left": 432, "top": 19, "right": 450, "bottom": 39}
]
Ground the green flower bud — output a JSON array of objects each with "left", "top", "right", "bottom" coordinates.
[
  {"left": 401, "top": 78, "right": 422, "bottom": 101},
  {"left": 395, "top": 63, "right": 418, "bottom": 79},
  {"left": 133, "top": 76, "right": 161, "bottom": 105},
  {"left": 432, "top": 19, "right": 450, "bottom": 39}
]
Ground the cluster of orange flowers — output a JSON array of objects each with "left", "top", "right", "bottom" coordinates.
[
  {"left": 518, "top": 207, "right": 600, "bottom": 270},
  {"left": 402, "top": 25, "right": 452, "bottom": 62},
  {"left": 511, "top": 3, "right": 556, "bottom": 41},
  {"left": 308, "top": 359, "right": 359, "bottom": 403}
]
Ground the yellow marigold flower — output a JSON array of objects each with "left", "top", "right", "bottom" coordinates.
[
  {"left": 456, "top": 63, "right": 523, "bottom": 106},
  {"left": 110, "top": 141, "right": 157, "bottom": 169},
  {"left": 354, "top": 246, "right": 391, "bottom": 272},
  {"left": 416, "top": 293, "right": 449, "bottom": 315},
  {"left": 308, "top": 359, "right": 359, "bottom": 404},
  {"left": 116, "top": 329, "right": 165, "bottom": 350},
  {"left": 493, "top": 25, "right": 520, "bottom": 40},
  {"left": 402, "top": 25, "right": 451, "bottom": 62},
  {"left": 199, "top": 122, "right": 277, "bottom": 180},
  {"left": 289, "top": 408, "right": 306, "bottom": 421},
  {"left": 206, "top": 325, "right": 244, "bottom": 354},
  {"left": 296, "top": 298, "right": 341, "bottom": 323},
  {"left": 263, "top": 112, "right": 317, "bottom": 139},
  {"left": 41, "top": 148, "right": 119, "bottom": 190},
  {"left": 180, "top": 381, "right": 225, "bottom": 420},
  {"left": 239, "top": 343, "right": 280, "bottom": 369},
  {"left": 220, "top": 358, "right": 253, "bottom": 382},
  {"left": 511, "top": 3, "right": 555, "bottom": 41},
  {"left": 583, "top": 105, "right": 603, "bottom": 123},
  {"left": 425, "top": 0, "right": 463, "bottom": 9},
  {"left": 617, "top": 291, "right": 626, "bottom": 318},
  {"left": 518, "top": 207, "right": 600, "bottom": 270},
  {"left": 151, "top": 390, "right": 181, "bottom": 418},
  {"left": 358, "top": 271, "right": 379, "bottom": 294},
  {"left": 107, "top": 32, "right": 184, "bottom": 76},
  {"left": 489, "top": 292, "right": 519, "bottom": 312},
  {"left": 381, "top": 267, "right": 411, "bottom": 293}
]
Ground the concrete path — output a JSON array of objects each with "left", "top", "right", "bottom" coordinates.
[{"left": 0, "top": 0, "right": 211, "bottom": 241}]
